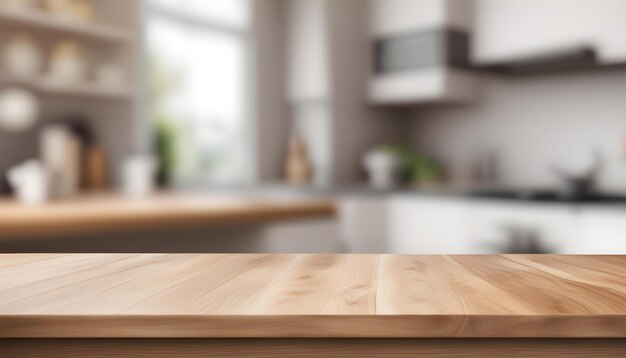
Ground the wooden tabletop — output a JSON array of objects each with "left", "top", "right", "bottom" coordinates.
[
  {"left": 0, "top": 193, "right": 336, "bottom": 238},
  {"left": 0, "top": 254, "right": 624, "bottom": 338}
]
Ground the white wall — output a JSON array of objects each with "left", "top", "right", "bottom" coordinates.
[{"left": 409, "top": 70, "right": 626, "bottom": 192}]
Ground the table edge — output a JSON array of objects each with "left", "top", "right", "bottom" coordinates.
[{"left": 1, "top": 314, "right": 624, "bottom": 338}]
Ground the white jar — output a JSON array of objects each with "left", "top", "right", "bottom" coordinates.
[
  {"left": 47, "top": 40, "right": 86, "bottom": 84},
  {"left": 4, "top": 33, "right": 42, "bottom": 79},
  {"left": 39, "top": 125, "right": 81, "bottom": 198},
  {"left": 0, "top": 86, "right": 40, "bottom": 132},
  {"left": 363, "top": 149, "right": 401, "bottom": 189}
]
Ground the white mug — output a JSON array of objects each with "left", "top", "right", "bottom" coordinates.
[
  {"left": 7, "top": 160, "right": 50, "bottom": 205},
  {"left": 122, "top": 155, "right": 158, "bottom": 197}
]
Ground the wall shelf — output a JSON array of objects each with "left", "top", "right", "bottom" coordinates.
[
  {"left": 0, "top": 4, "right": 133, "bottom": 43},
  {"left": 0, "top": 0, "right": 140, "bottom": 190},
  {"left": 0, "top": 75, "right": 134, "bottom": 100}
]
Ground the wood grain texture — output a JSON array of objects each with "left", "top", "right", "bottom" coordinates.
[
  {"left": 0, "top": 193, "right": 336, "bottom": 239},
  {"left": 0, "top": 254, "right": 624, "bottom": 338},
  {"left": 2, "top": 339, "right": 626, "bottom": 358}
]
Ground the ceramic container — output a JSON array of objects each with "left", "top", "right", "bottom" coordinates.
[
  {"left": 363, "top": 149, "right": 401, "bottom": 189},
  {"left": 7, "top": 160, "right": 50, "bottom": 205},
  {"left": 47, "top": 40, "right": 86, "bottom": 84},
  {"left": 0, "top": 86, "right": 40, "bottom": 132},
  {"left": 39, "top": 124, "right": 81, "bottom": 198},
  {"left": 3, "top": 33, "right": 42, "bottom": 78},
  {"left": 122, "top": 155, "right": 158, "bottom": 197}
]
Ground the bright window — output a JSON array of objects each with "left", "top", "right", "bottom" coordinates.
[{"left": 146, "top": 0, "right": 251, "bottom": 185}]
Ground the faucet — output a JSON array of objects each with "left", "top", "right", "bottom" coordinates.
[
  {"left": 551, "top": 151, "right": 603, "bottom": 200},
  {"left": 479, "top": 225, "right": 554, "bottom": 254}
]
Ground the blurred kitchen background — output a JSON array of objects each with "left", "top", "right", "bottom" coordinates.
[{"left": 0, "top": 0, "right": 625, "bottom": 254}]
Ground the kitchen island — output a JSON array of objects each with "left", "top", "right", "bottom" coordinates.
[
  {"left": 0, "top": 192, "right": 336, "bottom": 239},
  {"left": 0, "top": 254, "right": 625, "bottom": 357}
]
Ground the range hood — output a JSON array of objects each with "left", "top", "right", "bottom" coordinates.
[{"left": 479, "top": 45, "right": 600, "bottom": 74}]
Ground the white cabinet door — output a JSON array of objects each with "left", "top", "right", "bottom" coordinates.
[
  {"left": 370, "top": 0, "right": 446, "bottom": 37},
  {"left": 465, "top": 201, "right": 579, "bottom": 254},
  {"left": 373, "top": 195, "right": 626, "bottom": 254},
  {"left": 339, "top": 197, "right": 388, "bottom": 253},
  {"left": 369, "top": 69, "right": 481, "bottom": 105},
  {"left": 576, "top": 208, "right": 626, "bottom": 254},
  {"left": 370, "top": 0, "right": 472, "bottom": 37},
  {"left": 474, "top": 0, "right": 626, "bottom": 65},
  {"left": 388, "top": 197, "right": 471, "bottom": 254}
]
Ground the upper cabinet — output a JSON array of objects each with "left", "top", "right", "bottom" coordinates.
[
  {"left": 473, "top": 0, "right": 626, "bottom": 70},
  {"left": 368, "top": 0, "right": 481, "bottom": 105}
]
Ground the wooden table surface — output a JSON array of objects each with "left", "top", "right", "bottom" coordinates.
[
  {"left": 0, "top": 193, "right": 336, "bottom": 238},
  {"left": 0, "top": 254, "right": 624, "bottom": 338}
]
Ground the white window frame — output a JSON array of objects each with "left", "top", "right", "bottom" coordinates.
[{"left": 142, "top": 0, "right": 256, "bottom": 186}]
